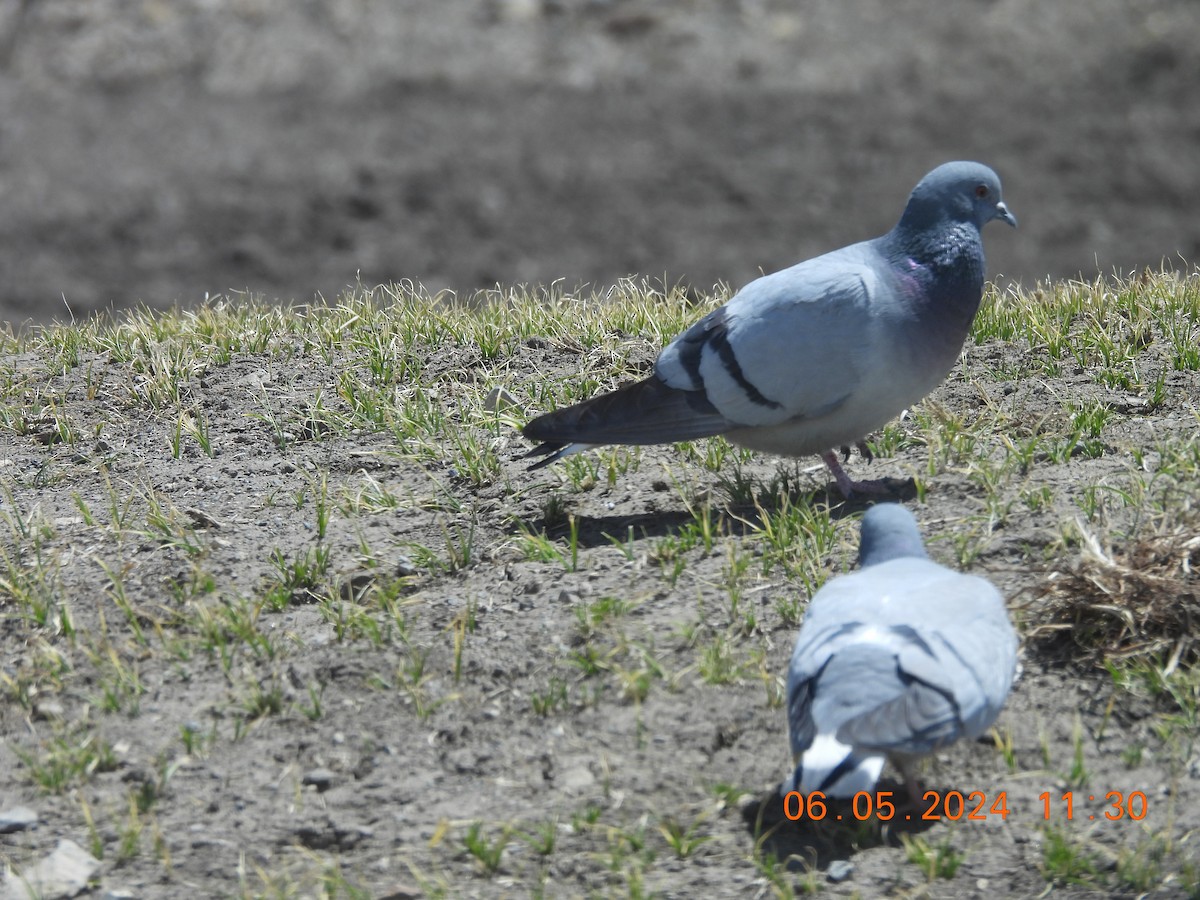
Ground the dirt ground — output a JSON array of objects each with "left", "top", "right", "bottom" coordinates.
[
  {"left": 0, "top": 281, "right": 1198, "bottom": 897},
  {"left": 1, "top": 0, "right": 1200, "bottom": 323}
]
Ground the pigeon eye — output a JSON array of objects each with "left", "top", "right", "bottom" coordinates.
[{"left": 975, "top": 184, "right": 990, "bottom": 198}]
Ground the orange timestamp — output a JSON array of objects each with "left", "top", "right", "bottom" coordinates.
[
  {"left": 782, "top": 790, "right": 1012, "bottom": 822},
  {"left": 781, "top": 790, "right": 1152, "bottom": 823},
  {"left": 1039, "top": 791, "right": 1149, "bottom": 821}
]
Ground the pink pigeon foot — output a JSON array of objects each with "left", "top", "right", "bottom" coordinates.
[{"left": 821, "top": 450, "right": 902, "bottom": 499}]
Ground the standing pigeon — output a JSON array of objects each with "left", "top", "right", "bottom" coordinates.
[
  {"left": 522, "top": 161, "right": 1016, "bottom": 496},
  {"left": 785, "top": 503, "right": 1017, "bottom": 800}
]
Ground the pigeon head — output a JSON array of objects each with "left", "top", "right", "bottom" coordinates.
[
  {"left": 857, "top": 503, "right": 929, "bottom": 567},
  {"left": 898, "top": 161, "right": 1017, "bottom": 234}
]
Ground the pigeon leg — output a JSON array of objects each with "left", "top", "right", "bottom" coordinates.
[
  {"left": 893, "top": 756, "right": 924, "bottom": 807},
  {"left": 821, "top": 450, "right": 858, "bottom": 498},
  {"left": 820, "top": 450, "right": 898, "bottom": 499}
]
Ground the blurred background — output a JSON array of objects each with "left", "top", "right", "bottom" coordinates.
[{"left": 0, "top": 0, "right": 1197, "bottom": 324}]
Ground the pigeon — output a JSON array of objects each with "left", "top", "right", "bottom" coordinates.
[
  {"left": 784, "top": 503, "right": 1017, "bottom": 800},
  {"left": 522, "top": 161, "right": 1016, "bottom": 496}
]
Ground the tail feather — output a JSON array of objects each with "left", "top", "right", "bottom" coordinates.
[
  {"left": 789, "top": 734, "right": 885, "bottom": 797},
  {"left": 836, "top": 681, "right": 962, "bottom": 754},
  {"left": 522, "top": 376, "right": 731, "bottom": 450},
  {"left": 518, "top": 441, "right": 594, "bottom": 470}
]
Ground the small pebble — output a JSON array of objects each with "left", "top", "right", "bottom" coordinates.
[
  {"left": 483, "top": 386, "right": 518, "bottom": 412},
  {"left": 559, "top": 765, "right": 595, "bottom": 792},
  {"left": 33, "top": 699, "right": 65, "bottom": 720},
  {"left": 303, "top": 768, "right": 336, "bottom": 792},
  {"left": 2, "top": 839, "right": 99, "bottom": 899},
  {"left": 0, "top": 806, "right": 38, "bottom": 834},
  {"left": 827, "top": 859, "right": 854, "bottom": 883}
]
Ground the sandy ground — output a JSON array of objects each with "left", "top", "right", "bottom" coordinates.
[
  {"left": 0, "top": 282, "right": 1197, "bottom": 896},
  {"left": 0, "top": 0, "right": 1199, "bottom": 321}
]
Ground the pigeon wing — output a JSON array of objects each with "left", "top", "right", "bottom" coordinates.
[
  {"left": 656, "top": 246, "right": 888, "bottom": 427},
  {"left": 522, "top": 247, "right": 884, "bottom": 454},
  {"left": 833, "top": 635, "right": 966, "bottom": 753},
  {"left": 829, "top": 569, "right": 1016, "bottom": 754}
]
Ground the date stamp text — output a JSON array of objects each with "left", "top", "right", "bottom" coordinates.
[{"left": 780, "top": 790, "right": 1149, "bottom": 822}]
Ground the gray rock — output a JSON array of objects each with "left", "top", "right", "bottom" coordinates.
[
  {"left": 0, "top": 806, "right": 37, "bottom": 834},
  {"left": 826, "top": 859, "right": 854, "bottom": 883},
  {"left": 32, "top": 699, "right": 64, "bottom": 720},
  {"left": 2, "top": 839, "right": 100, "bottom": 900},
  {"left": 558, "top": 765, "right": 595, "bottom": 793},
  {"left": 483, "top": 386, "right": 518, "bottom": 412},
  {"left": 302, "top": 768, "right": 336, "bottom": 792}
]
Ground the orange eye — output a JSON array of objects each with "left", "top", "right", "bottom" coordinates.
[{"left": 975, "top": 184, "right": 990, "bottom": 198}]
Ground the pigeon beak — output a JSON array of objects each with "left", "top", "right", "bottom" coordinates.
[{"left": 995, "top": 201, "right": 1017, "bottom": 228}]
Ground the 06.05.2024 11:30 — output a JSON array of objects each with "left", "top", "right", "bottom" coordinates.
[{"left": 782, "top": 790, "right": 1151, "bottom": 822}]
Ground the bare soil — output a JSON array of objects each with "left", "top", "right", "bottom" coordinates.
[
  {"left": 0, "top": 308, "right": 1198, "bottom": 897},
  {"left": 1, "top": 0, "right": 1199, "bottom": 322}
]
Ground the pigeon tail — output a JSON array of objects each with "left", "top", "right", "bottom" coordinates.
[
  {"left": 790, "top": 734, "right": 885, "bottom": 797},
  {"left": 518, "top": 441, "right": 595, "bottom": 470},
  {"left": 836, "top": 674, "right": 963, "bottom": 754},
  {"left": 522, "top": 376, "right": 732, "bottom": 453}
]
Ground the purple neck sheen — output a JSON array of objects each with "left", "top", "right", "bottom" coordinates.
[
  {"left": 891, "top": 224, "right": 984, "bottom": 303},
  {"left": 892, "top": 256, "right": 929, "bottom": 301},
  {"left": 883, "top": 227, "right": 985, "bottom": 349}
]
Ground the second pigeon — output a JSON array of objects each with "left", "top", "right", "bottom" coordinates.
[{"left": 785, "top": 503, "right": 1018, "bottom": 800}]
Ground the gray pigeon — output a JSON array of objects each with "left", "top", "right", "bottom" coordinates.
[
  {"left": 785, "top": 503, "right": 1017, "bottom": 800},
  {"left": 522, "top": 161, "right": 1016, "bottom": 496}
]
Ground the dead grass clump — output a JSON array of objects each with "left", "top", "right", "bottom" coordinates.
[{"left": 1029, "top": 519, "right": 1199, "bottom": 672}]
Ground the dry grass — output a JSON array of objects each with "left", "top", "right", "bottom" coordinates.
[{"left": 1030, "top": 517, "right": 1200, "bottom": 670}]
